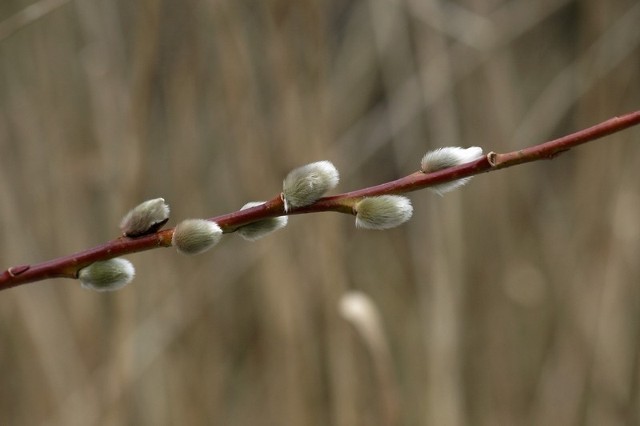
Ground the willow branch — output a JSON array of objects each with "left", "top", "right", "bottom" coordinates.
[{"left": 1, "top": 110, "right": 639, "bottom": 291}]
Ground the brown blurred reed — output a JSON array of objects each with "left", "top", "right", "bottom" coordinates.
[{"left": 0, "top": 0, "right": 639, "bottom": 425}]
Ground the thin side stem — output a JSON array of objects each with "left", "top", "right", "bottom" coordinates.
[
  {"left": 1, "top": 110, "right": 639, "bottom": 291},
  {"left": 0, "top": 0, "right": 70, "bottom": 42}
]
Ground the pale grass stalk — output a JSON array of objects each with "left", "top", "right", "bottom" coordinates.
[{"left": 340, "top": 291, "right": 400, "bottom": 426}]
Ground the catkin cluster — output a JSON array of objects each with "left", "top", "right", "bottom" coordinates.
[{"left": 78, "top": 146, "right": 481, "bottom": 291}]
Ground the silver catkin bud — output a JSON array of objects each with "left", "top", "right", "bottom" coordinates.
[
  {"left": 79, "top": 258, "right": 135, "bottom": 292},
  {"left": 355, "top": 195, "right": 413, "bottom": 230},
  {"left": 282, "top": 160, "right": 339, "bottom": 211},
  {"left": 172, "top": 219, "right": 223, "bottom": 255},
  {"left": 420, "top": 146, "right": 483, "bottom": 195},
  {"left": 120, "top": 198, "right": 170, "bottom": 237},
  {"left": 236, "top": 201, "right": 288, "bottom": 241}
]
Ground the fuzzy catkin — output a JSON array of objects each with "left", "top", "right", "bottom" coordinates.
[
  {"left": 420, "top": 146, "right": 483, "bottom": 195},
  {"left": 282, "top": 161, "right": 339, "bottom": 211},
  {"left": 355, "top": 195, "right": 413, "bottom": 230},
  {"left": 236, "top": 202, "right": 288, "bottom": 241},
  {"left": 120, "top": 198, "right": 170, "bottom": 237},
  {"left": 79, "top": 258, "right": 135, "bottom": 292},
  {"left": 172, "top": 219, "right": 223, "bottom": 255}
]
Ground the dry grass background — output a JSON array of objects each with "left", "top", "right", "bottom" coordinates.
[{"left": 0, "top": 0, "right": 639, "bottom": 425}]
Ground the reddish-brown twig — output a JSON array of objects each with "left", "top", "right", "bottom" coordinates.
[{"left": 1, "top": 110, "right": 639, "bottom": 291}]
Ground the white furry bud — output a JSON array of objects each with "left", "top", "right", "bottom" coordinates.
[
  {"left": 282, "top": 160, "right": 339, "bottom": 211},
  {"left": 120, "top": 198, "right": 170, "bottom": 237},
  {"left": 236, "top": 201, "right": 288, "bottom": 241},
  {"left": 420, "top": 146, "right": 483, "bottom": 195},
  {"left": 172, "top": 219, "right": 223, "bottom": 255},
  {"left": 355, "top": 195, "right": 413, "bottom": 230},
  {"left": 79, "top": 258, "right": 135, "bottom": 292}
]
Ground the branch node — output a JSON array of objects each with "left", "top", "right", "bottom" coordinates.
[
  {"left": 487, "top": 152, "right": 498, "bottom": 166},
  {"left": 7, "top": 265, "right": 30, "bottom": 277},
  {"left": 548, "top": 148, "right": 571, "bottom": 159}
]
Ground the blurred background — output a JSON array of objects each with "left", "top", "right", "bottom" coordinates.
[{"left": 1, "top": 0, "right": 639, "bottom": 424}]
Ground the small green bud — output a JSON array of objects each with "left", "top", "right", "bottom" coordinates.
[
  {"left": 120, "top": 198, "right": 170, "bottom": 237},
  {"left": 78, "top": 258, "right": 135, "bottom": 292},
  {"left": 420, "top": 146, "right": 483, "bottom": 195},
  {"left": 172, "top": 219, "right": 223, "bottom": 255},
  {"left": 282, "top": 160, "right": 339, "bottom": 211},
  {"left": 236, "top": 201, "right": 288, "bottom": 241},
  {"left": 355, "top": 195, "right": 413, "bottom": 230}
]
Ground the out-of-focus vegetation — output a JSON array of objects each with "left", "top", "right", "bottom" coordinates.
[{"left": 1, "top": 0, "right": 639, "bottom": 425}]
